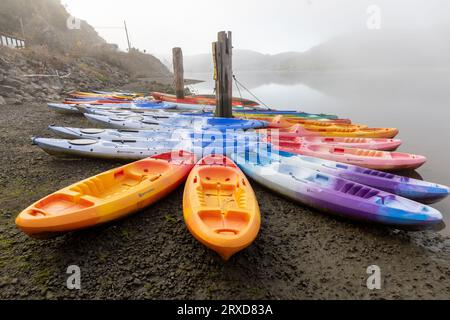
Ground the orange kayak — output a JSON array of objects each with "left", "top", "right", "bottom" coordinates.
[
  {"left": 260, "top": 124, "right": 399, "bottom": 139},
  {"left": 183, "top": 155, "right": 261, "bottom": 260},
  {"left": 259, "top": 116, "right": 365, "bottom": 130},
  {"left": 16, "top": 151, "right": 196, "bottom": 238},
  {"left": 242, "top": 115, "right": 353, "bottom": 127}
]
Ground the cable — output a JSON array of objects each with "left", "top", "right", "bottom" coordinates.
[{"left": 232, "top": 75, "right": 271, "bottom": 110}]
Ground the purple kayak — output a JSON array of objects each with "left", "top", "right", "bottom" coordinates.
[
  {"left": 233, "top": 151, "right": 443, "bottom": 230},
  {"left": 269, "top": 150, "right": 448, "bottom": 204}
]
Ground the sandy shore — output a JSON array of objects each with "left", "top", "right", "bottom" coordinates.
[{"left": 0, "top": 101, "right": 449, "bottom": 299}]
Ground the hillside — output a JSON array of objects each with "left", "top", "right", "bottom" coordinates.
[
  {"left": 181, "top": 27, "right": 450, "bottom": 72},
  {"left": 0, "top": 0, "right": 172, "bottom": 105}
]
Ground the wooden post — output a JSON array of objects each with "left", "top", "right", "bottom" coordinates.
[
  {"left": 214, "top": 31, "right": 233, "bottom": 118},
  {"left": 172, "top": 47, "right": 185, "bottom": 99}
]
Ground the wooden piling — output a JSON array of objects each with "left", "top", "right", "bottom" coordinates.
[
  {"left": 213, "top": 31, "right": 233, "bottom": 118},
  {"left": 172, "top": 47, "right": 185, "bottom": 99}
]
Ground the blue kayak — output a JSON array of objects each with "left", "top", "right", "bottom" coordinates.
[
  {"left": 83, "top": 113, "right": 267, "bottom": 131},
  {"left": 201, "top": 117, "right": 267, "bottom": 131}
]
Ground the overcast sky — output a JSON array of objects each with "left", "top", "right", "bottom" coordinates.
[{"left": 62, "top": 0, "right": 449, "bottom": 56}]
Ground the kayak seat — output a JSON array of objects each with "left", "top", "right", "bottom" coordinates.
[
  {"left": 361, "top": 169, "right": 396, "bottom": 179},
  {"left": 28, "top": 193, "right": 95, "bottom": 217},
  {"left": 197, "top": 167, "right": 239, "bottom": 191},
  {"left": 334, "top": 180, "right": 380, "bottom": 199},
  {"left": 197, "top": 208, "right": 250, "bottom": 236}
]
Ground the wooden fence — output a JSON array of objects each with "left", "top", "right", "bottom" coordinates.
[{"left": 0, "top": 34, "right": 26, "bottom": 49}]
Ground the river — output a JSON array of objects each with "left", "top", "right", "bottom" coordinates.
[{"left": 187, "top": 69, "right": 450, "bottom": 235}]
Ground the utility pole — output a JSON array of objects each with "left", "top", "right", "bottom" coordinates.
[
  {"left": 213, "top": 31, "right": 233, "bottom": 118},
  {"left": 124, "top": 20, "right": 132, "bottom": 52},
  {"left": 19, "top": 17, "right": 25, "bottom": 40},
  {"left": 172, "top": 47, "right": 185, "bottom": 99}
]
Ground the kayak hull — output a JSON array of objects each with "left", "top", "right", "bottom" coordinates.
[
  {"left": 233, "top": 152, "right": 443, "bottom": 230},
  {"left": 278, "top": 144, "right": 426, "bottom": 171},
  {"left": 271, "top": 136, "right": 402, "bottom": 151},
  {"left": 262, "top": 126, "right": 400, "bottom": 139},
  {"left": 248, "top": 148, "right": 449, "bottom": 204},
  {"left": 16, "top": 151, "right": 196, "bottom": 237},
  {"left": 183, "top": 155, "right": 261, "bottom": 260},
  {"left": 33, "top": 137, "right": 251, "bottom": 161},
  {"left": 84, "top": 113, "right": 268, "bottom": 131}
]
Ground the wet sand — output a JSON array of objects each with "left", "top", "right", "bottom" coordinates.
[{"left": 0, "top": 102, "right": 449, "bottom": 299}]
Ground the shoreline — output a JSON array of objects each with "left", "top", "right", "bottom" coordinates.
[{"left": 0, "top": 100, "right": 449, "bottom": 299}]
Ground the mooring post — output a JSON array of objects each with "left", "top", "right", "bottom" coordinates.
[
  {"left": 172, "top": 47, "right": 185, "bottom": 99},
  {"left": 214, "top": 31, "right": 233, "bottom": 118}
]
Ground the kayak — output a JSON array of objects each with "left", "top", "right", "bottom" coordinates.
[
  {"left": 232, "top": 151, "right": 443, "bottom": 229},
  {"left": 69, "top": 91, "right": 144, "bottom": 100},
  {"left": 269, "top": 136, "right": 402, "bottom": 151},
  {"left": 33, "top": 138, "right": 187, "bottom": 161},
  {"left": 242, "top": 115, "right": 353, "bottom": 126},
  {"left": 267, "top": 118, "right": 366, "bottom": 130},
  {"left": 277, "top": 143, "right": 426, "bottom": 171},
  {"left": 245, "top": 147, "right": 448, "bottom": 204},
  {"left": 48, "top": 103, "right": 79, "bottom": 114},
  {"left": 33, "top": 138, "right": 253, "bottom": 161},
  {"left": 183, "top": 155, "right": 261, "bottom": 260},
  {"left": 151, "top": 92, "right": 259, "bottom": 107},
  {"left": 84, "top": 114, "right": 268, "bottom": 131},
  {"left": 261, "top": 124, "right": 399, "bottom": 139},
  {"left": 235, "top": 110, "right": 339, "bottom": 119},
  {"left": 47, "top": 103, "right": 174, "bottom": 114},
  {"left": 48, "top": 126, "right": 190, "bottom": 141},
  {"left": 50, "top": 125, "right": 402, "bottom": 153},
  {"left": 75, "top": 108, "right": 173, "bottom": 120},
  {"left": 16, "top": 151, "right": 196, "bottom": 238},
  {"left": 64, "top": 99, "right": 126, "bottom": 105}
]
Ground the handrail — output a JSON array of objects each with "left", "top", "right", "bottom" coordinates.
[{"left": 0, "top": 33, "right": 26, "bottom": 49}]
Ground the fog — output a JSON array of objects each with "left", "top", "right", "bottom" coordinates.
[{"left": 62, "top": 0, "right": 450, "bottom": 56}]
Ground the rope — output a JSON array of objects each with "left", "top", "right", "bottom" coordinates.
[
  {"left": 232, "top": 75, "right": 271, "bottom": 110},
  {"left": 234, "top": 76, "right": 243, "bottom": 102}
]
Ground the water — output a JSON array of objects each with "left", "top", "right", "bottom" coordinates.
[{"left": 187, "top": 69, "right": 450, "bottom": 235}]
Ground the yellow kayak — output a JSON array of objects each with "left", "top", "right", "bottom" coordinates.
[{"left": 16, "top": 151, "right": 196, "bottom": 238}]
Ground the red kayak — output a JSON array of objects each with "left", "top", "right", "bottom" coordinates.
[{"left": 151, "top": 92, "right": 259, "bottom": 107}]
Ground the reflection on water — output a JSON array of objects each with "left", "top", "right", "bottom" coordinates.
[{"left": 187, "top": 69, "right": 450, "bottom": 236}]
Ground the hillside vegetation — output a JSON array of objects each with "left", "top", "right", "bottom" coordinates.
[{"left": 0, "top": 0, "right": 172, "bottom": 105}]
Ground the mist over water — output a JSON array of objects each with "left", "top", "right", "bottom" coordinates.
[{"left": 187, "top": 69, "right": 450, "bottom": 235}]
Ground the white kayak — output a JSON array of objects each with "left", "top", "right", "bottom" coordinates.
[
  {"left": 47, "top": 103, "right": 79, "bottom": 114},
  {"left": 48, "top": 126, "right": 192, "bottom": 140},
  {"left": 33, "top": 138, "right": 254, "bottom": 161},
  {"left": 33, "top": 138, "right": 187, "bottom": 161}
]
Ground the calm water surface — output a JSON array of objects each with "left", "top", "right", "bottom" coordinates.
[{"left": 187, "top": 69, "right": 450, "bottom": 235}]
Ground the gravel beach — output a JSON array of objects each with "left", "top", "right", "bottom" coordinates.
[{"left": 1, "top": 101, "right": 449, "bottom": 300}]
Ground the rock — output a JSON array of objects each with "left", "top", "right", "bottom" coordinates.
[
  {"left": 0, "top": 85, "right": 17, "bottom": 97},
  {"left": 0, "top": 96, "right": 5, "bottom": 105},
  {"left": 3, "top": 78, "right": 24, "bottom": 88}
]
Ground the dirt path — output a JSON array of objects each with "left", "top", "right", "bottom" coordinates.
[{"left": 0, "top": 102, "right": 449, "bottom": 299}]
